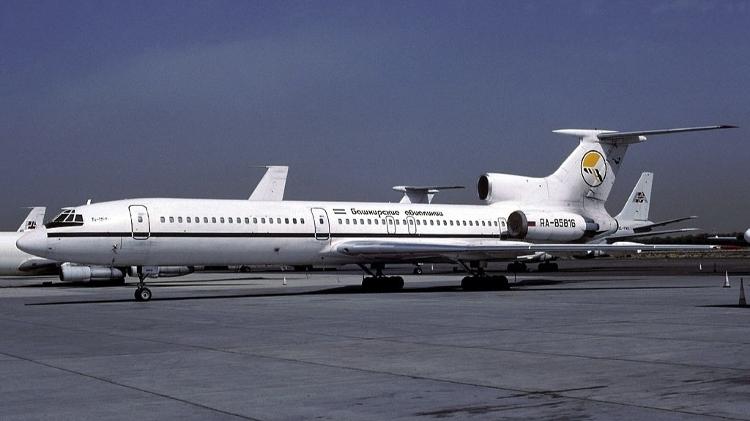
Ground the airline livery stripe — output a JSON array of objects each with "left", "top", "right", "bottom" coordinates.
[{"left": 46, "top": 232, "right": 501, "bottom": 239}]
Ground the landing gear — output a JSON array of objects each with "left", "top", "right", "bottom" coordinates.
[
  {"left": 413, "top": 265, "right": 423, "bottom": 275},
  {"left": 461, "top": 275, "right": 510, "bottom": 291},
  {"left": 507, "top": 261, "right": 527, "bottom": 273},
  {"left": 134, "top": 272, "right": 152, "bottom": 302},
  {"left": 537, "top": 262, "right": 559, "bottom": 272},
  {"left": 359, "top": 264, "right": 405, "bottom": 292}
]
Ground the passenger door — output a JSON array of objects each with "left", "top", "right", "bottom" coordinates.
[
  {"left": 406, "top": 216, "right": 417, "bottom": 235},
  {"left": 129, "top": 205, "right": 150, "bottom": 240},
  {"left": 311, "top": 208, "right": 330, "bottom": 240},
  {"left": 497, "top": 217, "right": 508, "bottom": 239},
  {"left": 386, "top": 216, "right": 396, "bottom": 234}
]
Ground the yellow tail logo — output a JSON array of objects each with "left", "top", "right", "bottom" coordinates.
[{"left": 581, "top": 151, "right": 607, "bottom": 187}]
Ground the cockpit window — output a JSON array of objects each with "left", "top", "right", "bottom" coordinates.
[{"left": 46, "top": 209, "right": 84, "bottom": 228}]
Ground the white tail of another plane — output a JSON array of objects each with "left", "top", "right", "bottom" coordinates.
[
  {"left": 615, "top": 172, "right": 653, "bottom": 222},
  {"left": 249, "top": 166, "right": 288, "bottom": 201},
  {"left": 17, "top": 207, "right": 46, "bottom": 232}
]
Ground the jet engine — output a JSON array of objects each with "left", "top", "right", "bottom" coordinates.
[
  {"left": 506, "top": 210, "right": 599, "bottom": 242},
  {"left": 60, "top": 264, "right": 125, "bottom": 283}
]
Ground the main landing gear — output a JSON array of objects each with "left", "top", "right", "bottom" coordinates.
[
  {"left": 507, "top": 261, "right": 527, "bottom": 273},
  {"left": 459, "top": 261, "right": 510, "bottom": 291},
  {"left": 537, "top": 262, "right": 559, "bottom": 272},
  {"left": 359, "top": 264, "right": 404, "bottom": 292},
  {"left": 134, "top": 273, "right": 152, "bottom": 302}
]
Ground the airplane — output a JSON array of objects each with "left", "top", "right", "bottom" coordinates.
[
  {"left": 707, "top": 229, "right": 750, "bottom": 246},
  {"left": 1, "top": 167, "right": 288, "bottom": 282},
  {"left": 16, "top": 125, "right": 734, "bottom": 301},
  {"left": 0, "top": 207, "right": 58, "bottom": 276}
]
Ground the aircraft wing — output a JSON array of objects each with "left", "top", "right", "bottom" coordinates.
[
  {"left": 604, "top": 228, "right": 700, "bottom": 243},
  {"left": 333, "top": 239, "right": 716, "bottom": 262}
]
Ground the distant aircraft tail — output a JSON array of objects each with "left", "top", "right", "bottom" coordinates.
[
  {"left": 615, "top": 172, "right": 653, "bottom": 222},
  {"left": 17, "top": 207, "right": 46, "bottom": 232},
  {"left": 249, "top": 166, "right": 288, "bottom": 201}
]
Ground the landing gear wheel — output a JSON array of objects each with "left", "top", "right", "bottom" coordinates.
[
  {"left": 413, "top": 267, "right": 423, "bottom": 275},
  {"left": 134, "top": 287, "right": 152, "bottom": 302},
  {"left": 538, "top": 262, "right": 559, "bottom": 272},
  {"left": 507, "top": 262, "right": 527, "bottom": 273},
  {"left": 361, "top": 276, "right": 404, "bottom": 292},
  {"left": 461, "top": 275, "right": 510, "bottom": 291}
]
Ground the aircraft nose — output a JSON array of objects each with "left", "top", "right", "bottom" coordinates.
[{"left": 16, "top": 229, "right": 48, "bottom": 257}]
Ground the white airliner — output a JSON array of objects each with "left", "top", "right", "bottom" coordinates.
[
  {"left": 17, "top": 125, "right": 734, "bottom": 301},
  {"left": 0, "top": 207, "right": 58, "bottom": 275},
  {"left": 0, "top": 167, "right": 288, "bottom": 282}
]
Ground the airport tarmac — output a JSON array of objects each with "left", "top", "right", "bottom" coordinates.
[{"left": 1, "top": 258, "right": 749, "bottom": 420}]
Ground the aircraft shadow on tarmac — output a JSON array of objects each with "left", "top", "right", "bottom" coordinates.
[{"left": 26, "top": 278, "right": 715, "bottom": 306}]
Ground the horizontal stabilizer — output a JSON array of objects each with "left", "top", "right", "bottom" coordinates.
[
  {"left": 554, "top": 125, "right": 736, "bottom": 144},
  {"left": 632, "top": 216, "right": 698, "bottom": 233}
]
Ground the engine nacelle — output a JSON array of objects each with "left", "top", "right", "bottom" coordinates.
[
  {"left": 156, "top": 266, "right": 195, "bottom": 278},
  {"left": 507, "top": 210, "right": 598, "bottom": 242},
  {"left": 478, "top": 173, "right": 548, "bottom": 203},
  {"left": 60, "top": 264, "right": 125, "bottom": 283}
]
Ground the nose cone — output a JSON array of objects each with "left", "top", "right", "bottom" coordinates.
[{"left": 17, "top": 229, "right": 48, "bottom": 257}]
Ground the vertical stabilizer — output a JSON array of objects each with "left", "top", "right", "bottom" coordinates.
[
  {"left": 17, "top": 207, "right": 46, "bottom": 232},
  {"left": 616, "top": 172, "right": 653, "bottom": 222},
  {"left": 249, "top": 166, "right": 288, "bottom": 201}
]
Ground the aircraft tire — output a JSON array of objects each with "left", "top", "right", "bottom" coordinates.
[{"left": 135, "top": 287, "right": 152, "bottom": 302}]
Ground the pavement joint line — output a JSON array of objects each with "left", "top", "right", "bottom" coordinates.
[
  {"left": 0, "top": 349, "right": 263, "bottom": 421},
  {"left": 4, "top": 315, "right": 743, "bottom": 420}
]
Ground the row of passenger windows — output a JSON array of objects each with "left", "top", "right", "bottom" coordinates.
[
  {"left": 160, "top": 216, "right": 305, "bottom": 225},
  {"left": 337, "top": 218, "right": 498, "bottom": 227}
]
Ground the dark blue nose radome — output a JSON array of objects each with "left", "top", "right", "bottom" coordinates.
[{"left": 16, "top": 229, "right": 48, "bottom": 257}]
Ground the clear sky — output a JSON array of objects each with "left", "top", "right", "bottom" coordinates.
[{"left": 0, "top": 0, "right": 747, "bottom": 231}]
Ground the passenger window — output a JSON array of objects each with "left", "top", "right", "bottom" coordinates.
[
  {"left": 138, "top": 216, "right": 143, "bottom": 223},
  {"left": 177, "top": 217, "right": 182, "bottom": 223},
  {"left": 475, "top": 220, "right": 479, "bottom": 226},
  {"left": 195, "top": 217, "right": 200, "bottom": 224},
  {"left": 253, "top": 217, "right": 258, "bottom": 224},
  {"left": 367, "top": 219, "right": 371, "bottom": 225},
  {"left": 430, "top": 220, "right": 434, "bottom": 226},
  {"left": 493, "top": 221, "right": 498, "bottom": 226},
  {"left": 338, "top": 218, "right": 342, "bottom": 224},
  {"left": 449, "top": 220, "right": 454, "bottom": 226},
  {"left": 186, "top": 217, "right": 191, "bottom": 223},
  {"left": 319, "top": 218, "right": 324, "bottom": 225},
  {"left": 261, "top": 218, "right": 266, "bottom": 224},
  {"left": 228, "top": 217, "right": 233, "bottom": 223},
  {"left": 359, "top": 219, "right": 363, "bottom": 225},
  {"left": 285, "top": 218, "right": 289, "bottom": 224},
  {"left": 203, "top": 217, "right": 208, "bottom": 223},
  {"left": 396, "top": 220, "right": 400, "bottom": 225},
  {"left": 416, "top": 220, "right": 420, "bottom": 225},
  {"left": 160, "top": 216, "right": 165, "bottom": 223},
  {"left": 409, "top": 219, "right": 414, "bottom": 225},
  {"left": 276, "top": 218, "right": 281, "bottom": 224},
  {"left": 245, "top": 217, "right": 250, "bottom": 224},
  {"left": 293, "top": 218, "right": 297, "bottom": 224},
  {"left": 269, "top": 218, "right": 273, "bottom": 224},
  {"left": 346, "top": 218, "right": 350, "bottom": 224},
  {"left": 481, "top": 221, "right": 485, "bottom": 226},
  {"left": 443, "top": 220, "right": 447, "bottom": 226},
  {"left": 169, "top": 217, "right": 174, "bottom": 223},
  {"left": 463, "top": 221, "right": 467, "bottom": 226},
  {"left": 300, "top": 218, "right": 304, "bottom": 224},
  {"left": 374, "top": 219, "right": 379, "bottom": 225},
  {"left": 212, "top": 217, "right": 217, "bottom": 223},
  {"left": 219, "top": 217, "right": 224, "bottom": 223},
  {"left": 353, "top": 219, "right": 357, "bottom": 225}
]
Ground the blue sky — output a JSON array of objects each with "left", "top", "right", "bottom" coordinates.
[{"left": 0, "top": 0, "right": 748, "bottom": 231}]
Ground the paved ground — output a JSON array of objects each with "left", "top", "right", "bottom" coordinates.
[{"left": 1, "top": 259, "right": 749, "bottom": 420}]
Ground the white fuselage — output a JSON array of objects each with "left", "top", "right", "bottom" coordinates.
[
  {"left": 0, "top": 232, "right": 56, "bottom": 275},
  {"left": 19, "top": 198, "right": 616, "bottom": 268}
]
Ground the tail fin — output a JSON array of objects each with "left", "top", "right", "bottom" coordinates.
[
  {"left": 545, "top": 125, "right": 734, "bottom": 205},
  {"left": 17, "top": 207, "right": 46, "bottom": 232},
  {"left": 615, "top": 172, "right": 653, "bottom": 222},
  {"left": 248, "top": 166, "right": 288, "bottom": 201}
]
